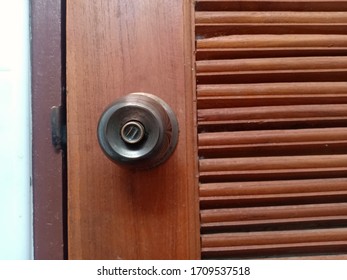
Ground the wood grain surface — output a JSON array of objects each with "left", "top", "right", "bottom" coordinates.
[
  {"left": 67, "top": 0, "right": 199, "bottom": 259},
  {"left": 67, "top": 0, "right": 347, "bottom": 260}
]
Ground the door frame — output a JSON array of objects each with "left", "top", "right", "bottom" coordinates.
[{"left": 31, "top": 0, "right": 66, "bottom": 260}]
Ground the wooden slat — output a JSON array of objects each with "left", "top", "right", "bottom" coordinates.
[
  {"left": 200, "top": 178, "right": 347, "bottom": 197},
  {"left": 198, "top": 82, "right": 347, "bottom": 96},
  {"left": 199, "top": 168, "right": 347, "bottom": 183},
  {"left": 196, "top": 69, "right": 347, "bottom": 84},
  {"left": 197, "top": 35, "right": 347, "bottom": 49},
  {"left": 201, "top": 203, "right": 347, "bottom": 223},
  {"left": 200, "top": 192, "right": 347, "bottom": 210},
  {"left": 202, "top": 241, "right": 347, "bottom": 259},
  {"left": 201, "top": 204, "right": 347, "bottom": 232},
  {"left": 198, "top": 95, "right": 347, "bottom": 109},
  {"left": 200, "top": 155, "right": 347, "bottom": 172},
  {"left": 199, "top": 155, "right": 347, "bottom": 182},
  {"left": 196, "top": 57, "right": 347, "bottom": 73},
  {"left": 199, "top": 128, "right": 347, "bottom": 146},
  {"left": 199, "top": 128, "right": 347, "bottom": 157},
  {"left": 196, "top": 48, "right": 347, "bottom": 60},
  {"left": 202, "top": 228, "right": 347, "bottom": 247},
  {"left": 197, "top": 24, "right": 347, "bottom": 38},
  {"left": 196, "top": 1, "right": 347, "bottom": 12},
  {"left": 198, "top": 104, "right": 347, "bottom": 122},
  {"left": 196, "top": 12, "right": 347, "bottom": 24},
  {"left": 199, "top": 119, "right": 347, "bottom": 133},
  {"left": 202, "top": 216, "right": 347, "bottom": 233},
  {"left": 197, "top": 82, "right": 347, "bottom": 108},
  {"left": 267, "top": 254, "right": 347, "bottom": 259},
  {"left": 199, "top": 142, "right": 347, "bottom": 159}
]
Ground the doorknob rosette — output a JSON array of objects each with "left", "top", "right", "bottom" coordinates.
[{"left": 97, "top": 93, "right": 179, "bottom": 169}]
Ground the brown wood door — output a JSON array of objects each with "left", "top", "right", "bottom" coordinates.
[
  {"left": 67, "top": 0, "right": 200, "bottom": 260},
  {"left": 67, "top": 0, "right": 347, "bottom": 259}
]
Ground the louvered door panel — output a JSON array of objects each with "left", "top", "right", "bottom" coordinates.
[{"left": 195, "top": 0, "right": 347, "bottom": 259}]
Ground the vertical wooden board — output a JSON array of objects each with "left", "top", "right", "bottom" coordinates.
[
  {"left": 67, "top": 0, "right": 200, "bottom": 259},
  {"left": 31, "top": 0, "right": 64, "bottom": 260}
]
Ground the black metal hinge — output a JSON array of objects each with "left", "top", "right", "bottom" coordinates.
[{"left": 51, "top": 105, "right": 67, "bottom": 150}]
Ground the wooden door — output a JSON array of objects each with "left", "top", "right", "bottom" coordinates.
[
  {"left": 67, "top": 0, "right": 200, "bottom": 260},
  {"left": 67, "top": 0, "right": 347, "bottom": 259}
]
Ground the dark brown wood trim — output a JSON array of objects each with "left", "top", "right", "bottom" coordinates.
[{"left": 31, "top": 0, "right": 66, "bottom": 259}]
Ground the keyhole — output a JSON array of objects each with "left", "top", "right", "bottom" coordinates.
[{"left": 120, "top": 121, "right": 145, "bottom": 144}]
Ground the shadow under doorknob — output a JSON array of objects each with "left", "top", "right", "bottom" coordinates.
[{"left": 97, "top": 93, "right": 179, "bottom": 169}]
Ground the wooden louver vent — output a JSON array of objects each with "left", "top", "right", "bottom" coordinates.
[{"left": 195, "top": 0, "right": 347, "bottom": 259}]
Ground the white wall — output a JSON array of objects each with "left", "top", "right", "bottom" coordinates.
[{"left": 0, "top": 1, "right": 32, "bottom": 259}]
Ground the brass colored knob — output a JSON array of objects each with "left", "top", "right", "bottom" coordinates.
[{"left": 97, "top": 93, "right": 179, "bottom": 169}]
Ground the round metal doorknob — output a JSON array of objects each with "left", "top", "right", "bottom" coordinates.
[{"left": 97, "top": 93, "right": 179, "bottom": 169}]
